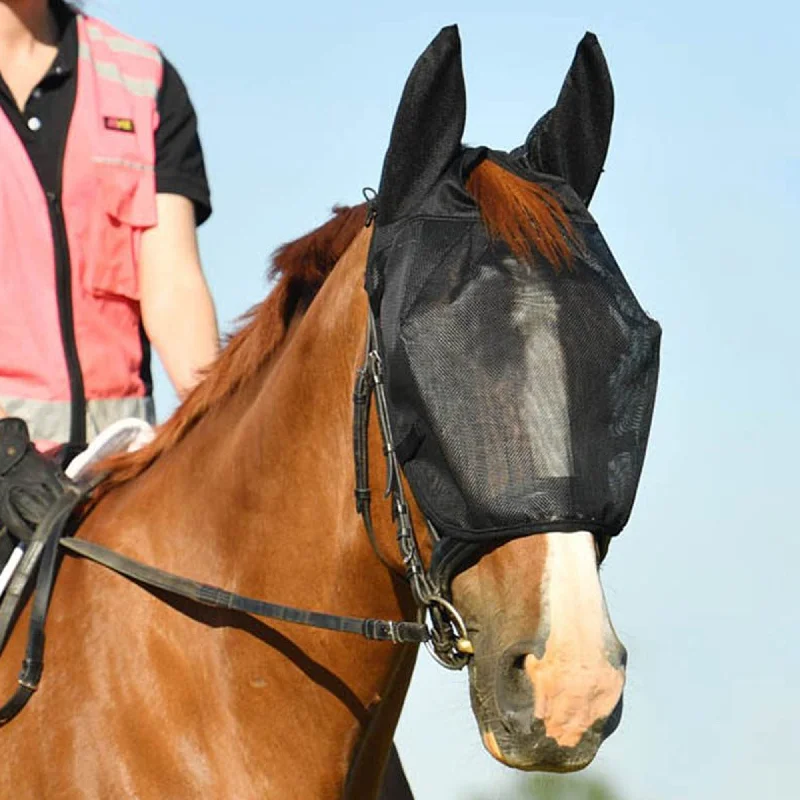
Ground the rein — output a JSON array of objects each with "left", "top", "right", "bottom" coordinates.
[
  {"left": 0, "top": 473, "right": 428, "bottom": 726},
  {"left": 58, "top": 536, "right": 430, "bottom": 647}
]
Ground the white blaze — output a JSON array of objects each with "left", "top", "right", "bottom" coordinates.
[
  {"left": 525, "top": 531, "right": 624, "bottom": 748},
  {"left": 511, "top": 274, "right": 573, "bottom": 477}
]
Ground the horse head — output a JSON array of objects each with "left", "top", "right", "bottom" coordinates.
[{"left": 367, "top": 25, "right": 659, "bottom": 772}]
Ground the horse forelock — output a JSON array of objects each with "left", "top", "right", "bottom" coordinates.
[
  {"left": 99, "top": 161, "right": 575, "bottom": 491},
  {"left": 466, "top": 159, "right": 577, "bottom": 270}
]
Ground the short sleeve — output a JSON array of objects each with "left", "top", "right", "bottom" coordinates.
[{"left": 154, "top": 54, "right": 212, "bottom": 225}]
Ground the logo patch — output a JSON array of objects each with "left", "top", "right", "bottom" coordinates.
[{"left": 103, "top": 116, "right": 135, "bottom": 133}]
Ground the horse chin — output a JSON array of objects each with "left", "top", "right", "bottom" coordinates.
[
  {"left": 477, "top": 713, "right": 612, "bottom": 773},
  {"left": 483, "top": 731, "right": 597, "bottom": 773}
]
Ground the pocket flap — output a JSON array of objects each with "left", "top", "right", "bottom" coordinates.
[
  {"left": 96, "top": 161, "right": 157, "bottom": 228},
  {"left": 83, "top": 163, "right": 158, "bottom": 300}
]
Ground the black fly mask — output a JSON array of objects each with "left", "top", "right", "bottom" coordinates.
[{"left": 364, "top": 27, "right": 661, "bottom": 587}]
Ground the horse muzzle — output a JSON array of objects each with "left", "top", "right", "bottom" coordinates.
[{"left": 470, "top": 634, "right": 627, "bottom": 772}]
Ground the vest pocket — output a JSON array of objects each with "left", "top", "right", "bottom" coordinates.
[{"left": 84, "top": 164, "right": 157, "bottom": 301}]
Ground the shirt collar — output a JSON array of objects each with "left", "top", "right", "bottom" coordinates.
[{"left": 44, "top": 0, "right": 78, "bottom": 82}]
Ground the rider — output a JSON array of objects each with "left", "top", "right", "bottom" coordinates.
[{"left": 0, "top": 0, "right": 219, "bottom": 535}]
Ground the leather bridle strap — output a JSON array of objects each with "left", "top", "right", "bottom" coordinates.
[
  {"left": 0, "top": 486, "right": 88, "bottom": 725},
  {"left": 353, "top": 308, "right": 473, "bottom": 670},
  {"left": 353, "top": 343, "right": 398, "bottom": 575},
  {"left": 58, "top": 536, "right": 430, "bottom": 645}
]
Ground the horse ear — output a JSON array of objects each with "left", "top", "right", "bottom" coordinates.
[
  {"left": 376, "top": 25, "right": 466, "bottom": 225},
  {"left": 524, "top": 32, "right": 614, "bottom": 206}
]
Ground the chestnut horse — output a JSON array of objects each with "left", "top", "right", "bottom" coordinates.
[{"left": 0, "top": 27, "right": 654, "bottom": 799}]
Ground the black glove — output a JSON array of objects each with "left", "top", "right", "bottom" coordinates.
[{"left": 0, "top": 418, "right": 75, "bottom": 542}]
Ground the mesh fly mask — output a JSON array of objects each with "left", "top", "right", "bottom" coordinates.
[{"left": 359, "top": 27, "right": 661, "bottom": 618}]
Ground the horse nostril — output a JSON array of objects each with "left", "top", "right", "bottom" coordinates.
[
  {"left": 608, "top": 642, "right": 628, "bottom": 671},
  {"left": 495, "top": 644, "right": 539, "bottom": 721}
]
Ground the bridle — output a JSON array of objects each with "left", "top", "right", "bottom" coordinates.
[{"left": 353, "top": 306, "right": 473, "bottom": 670}]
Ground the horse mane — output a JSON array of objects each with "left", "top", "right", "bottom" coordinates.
[{"left": 99, "top": 160, "right": 575, "bottom": 491}]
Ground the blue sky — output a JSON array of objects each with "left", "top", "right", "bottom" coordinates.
[{"left": 96, "top": 1, "right": 798, "bottom": 797}]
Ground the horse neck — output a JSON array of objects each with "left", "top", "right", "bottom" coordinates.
[
  {"left": 52, "top": 227, "right": 416, "bottom": 796},
  {"left": 226, "top": 225, "right": 394, "bottom": 587}
]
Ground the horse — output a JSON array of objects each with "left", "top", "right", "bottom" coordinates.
[{"left": 0, "top": 26, "right": 659, "bottom": 799}]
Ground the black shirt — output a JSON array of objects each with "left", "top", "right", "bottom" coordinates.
[{"left": 0, "top": 1, "right": 212, "bottom": 223}]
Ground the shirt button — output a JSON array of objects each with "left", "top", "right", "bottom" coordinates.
[
  {"left": 27, "top": 116, "right": 42, "bottom": 132},
  {"left": 31, "top": 88, "right": 42, "bottom": 100}
]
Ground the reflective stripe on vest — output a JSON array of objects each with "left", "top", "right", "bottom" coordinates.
[
  {"left": 0, "top": 396, "right": 156, "bottom": 449},
  {"left": 77, "top": 41, "right": 160, "bottom": 99},
  {"left": 0, "top": 15, "right": 163, "bottom": 444}
]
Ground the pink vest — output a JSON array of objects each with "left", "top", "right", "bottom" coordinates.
[{"left": 0, "top": 15, "right": 162, "bottom": 445}]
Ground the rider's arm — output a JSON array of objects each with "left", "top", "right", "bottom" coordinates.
[
  {"left": 138, "top": 54, "right": 216, "bottom": 398},
  {"left": 138, "top": 194, "right": 218, "bottom": 398}
]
